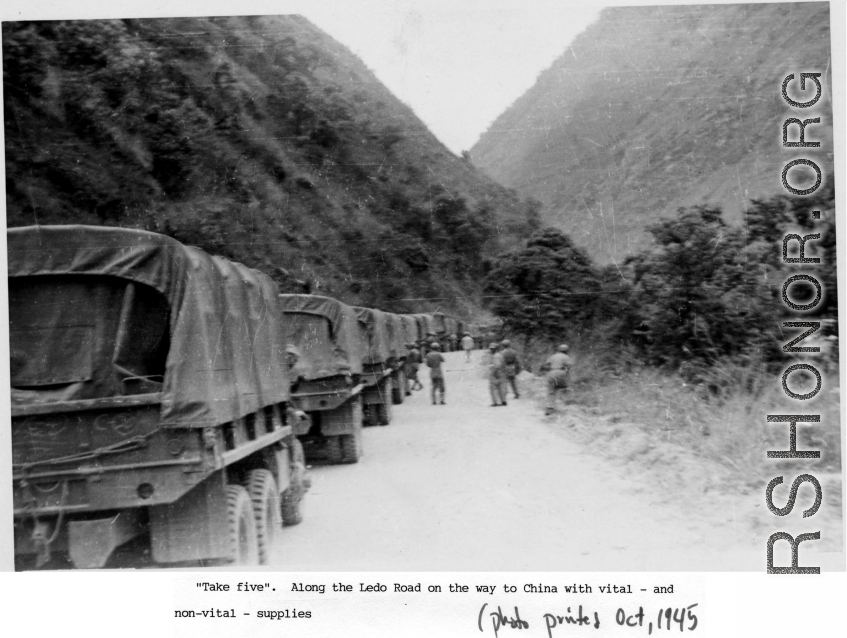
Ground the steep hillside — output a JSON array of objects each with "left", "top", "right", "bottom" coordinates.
[
  {"left": 471, "top": 3, "right": 834, "bottom": 265},
  {"left": 3, "top": 16, "right": 540, "bottom": 315}
]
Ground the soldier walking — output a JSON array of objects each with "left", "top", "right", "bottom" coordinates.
[
  {"left": 542, "top": 344, "right": 574, "bottom": 415},
  {"left": 461, "top": 332, "right": 475, "bottom": 362},
  {"left": 487, "top": 342, "right": 507, "bottom": 407},
  {"left": 500, "top": 339, "right": 521, "bottom": 399},
  {"left": 406, "top": 343, "right": 423, "bottom": 391},
  {"left": 425, "top": 342, "right": 446, "bottom": 405}
]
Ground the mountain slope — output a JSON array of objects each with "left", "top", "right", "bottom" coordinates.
[
  {"left": 3, "top": 16, "right": 539, "bottom": 315},
  {"left": 471, "top": 3, "right": 834, "bottom": 265}
]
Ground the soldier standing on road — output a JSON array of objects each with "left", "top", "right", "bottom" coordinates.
[
  {"left": 425, "top": 342, "right": 446, "bottom": 405},
  {"left": 500, "top": 339, "right": 521, "bottom": 399},
  {"left": 542, "top": 344, "right": 574, "bottom": 415},
  {"left": 488, "top": 342, "right": 507, "bottom": 407},
  {"left": 461, "top": 332, "right": 475, "bottom": 362},
  {"left": 406, "top": 343, "right": 423, "bottom": 391}
]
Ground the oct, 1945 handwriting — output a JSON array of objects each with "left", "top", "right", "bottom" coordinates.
[{"left": 478, "top": 602, "right": 699, "bottom": 637}]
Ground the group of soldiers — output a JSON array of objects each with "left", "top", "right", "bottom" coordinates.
[
  {"left": 402, "top": 334, "right": 575, "bottom": 414},
  {"left": 487, "top": 341, "right": 575, "bottom": 413},
  {"left": 403, "top": 340, "right": 443, "bottom": 405}
]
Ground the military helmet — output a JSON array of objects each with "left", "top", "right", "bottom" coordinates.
[
  {"left": 558, "top": 344, "right": 570, "bottom": 353},
  {"left": 489, "top": 342, "right": 499, "bottom": 350},
  {"left": 501, "top": 339, "right": 511, "bottom": 348},
  {"left": 431, "top": 342, "right": 441, "bottom": 350}
]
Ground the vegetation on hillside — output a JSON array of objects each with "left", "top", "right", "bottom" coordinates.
[
  {"left": 3, "top": 16, "right": 539, "bottom": 314},
  {"left": 485, "top": 187, "right": 837, "bottom": 384}
]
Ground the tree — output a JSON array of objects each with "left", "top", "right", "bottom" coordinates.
[
  {"left": 627, "top": 205, "right": 784, "bottom": 371},
  {"left": 483, "top": 227, "right": 602, "bottom": 342}
]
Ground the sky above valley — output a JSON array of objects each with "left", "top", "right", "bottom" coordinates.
[
  {"left": 301, "top": 1, "right": 604, "bottom": 154},
  {"left": 1, "top": 0, "right": 605, "bottom": 155}
]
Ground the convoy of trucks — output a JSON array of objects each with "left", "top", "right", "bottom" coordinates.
[{"left": 7, "top": 225, "right": 473, "bottom": 570}]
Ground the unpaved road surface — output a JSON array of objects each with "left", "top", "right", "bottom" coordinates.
[{"left": 273, "top": 352, "right": 839, "bottom": 571}]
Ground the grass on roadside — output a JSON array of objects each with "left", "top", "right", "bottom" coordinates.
[{"left": 516, "top": 339, "right": 841, "bottom": 487}]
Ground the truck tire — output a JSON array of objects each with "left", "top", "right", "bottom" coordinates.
[
  {"left": 392, "top": 370, "right": 406, "bottom": 405},
  {"left": 376, "top": 388, "right": 392, "bottom": 426},
  {"left": 281, "top": 439, "right": 307, "bottom": 526},
  {"left": 325, "top": 436, "right": 343, "bottom": 464},
  {"left": 341, "top": 396, "right": 363, "bottom": 463},
  {"left": 341, "top": 430, "right": 362, "bottom": 463},
  {"left": 226, "top": 484, "right": 260, "bottom": 566},
  {"left": 363, "top": 404, "right": 377, "bottom": 427},
  {"left": 243, "top": 469, "right": 281, "bottom": 565}
]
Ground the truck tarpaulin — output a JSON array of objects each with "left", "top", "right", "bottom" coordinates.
[
  {"left": 7, "top": 225, "right": 290, "bottom": 428},
  {"left": 399, "top": 314, "right": 420, "bottom": 345},
  {"left": 278, "top": 294, "right": 364, "bottom": 379},
  {"left": 431, "top": 312, "right": 447, "bottom": 336},
  {"left": 412, "top": 313, "right": 435, "bottom": 338},
  {"left": 384, "top": 313, "right": 407, "bottom": 360},
  {"left": 354, "top": 307, "right": 394, "bottom": 365}
]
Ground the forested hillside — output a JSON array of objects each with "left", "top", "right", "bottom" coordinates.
[
  {"left": 3, "top": 16, "right": 540, "bottom": 314},
  {"left": 471, "top": 2, "right": 833, "bottom": 265}
]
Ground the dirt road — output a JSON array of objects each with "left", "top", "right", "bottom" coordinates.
[{"left": 272, "top": 351, "right": 818, "bottom": 572}]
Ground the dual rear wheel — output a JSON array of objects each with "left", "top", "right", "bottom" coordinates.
[
  {"left": 326, "top": 396, "right": 363, "bottom": 464},
  {"left": 225, "top": 484, "right": 261, "bottom": 566},
  {"left": 226, "top": 467, "right": 289, "bottom": 566}
]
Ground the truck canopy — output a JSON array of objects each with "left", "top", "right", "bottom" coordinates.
[
  {"left": 431, "top": 312, "right": 447, "bottom": 336},
  {"left": 444, "top": 317, "right": 459, "bottom": 335},
  {"left": 399, "top": 314, "right": 420, "bottom": 345},
  {"left": 278, "top": 294, "right": 364, "bottom": 379},
  {"left": 7, "top": 225, "right": 290, "bottom": 428},
  {"left": 412, "top": 313, "right": 435, "bottom": 338},
  {"left": 353, "top": 307, "right": 394, "bottom": 365},
  {"left": 384, "top": 313, "right": 407, "bottom": 359}
]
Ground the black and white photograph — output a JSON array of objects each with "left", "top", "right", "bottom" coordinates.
[{"left": 1, "top": 0, "right": 845, "bottom": 632}]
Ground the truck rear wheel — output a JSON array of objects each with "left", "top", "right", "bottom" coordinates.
[
  {"left": 341, "top": 430, "right": 362, "bottom": 463},
  {"left": 341, "top": 396, "right": 364, "bottom": 463},
  {"left": 226, "top": 485, "right": 260, "bottom": 566},
  {"left": 376, "top": 392, "right": 392, "bottom": 426},
  {"left": 325, "top": 436, "right": 343, "bottom": 464},
  {"left": 243, "top": 469, "right": 281, "bottom": 565},
  {"left": 392, "top": 370, "right": 406, "bottom": 405}
]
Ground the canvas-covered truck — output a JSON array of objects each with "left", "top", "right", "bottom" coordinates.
[
  {"left": 412, "top": 313, "right": 436, "bottom": 354},
  {"left": 8, "top": 225, "right": 308, "bottom": 570},
  {"left": 431, "top": 312, "right": 449, "bottom": 350},
  {"left": 353, "top": 307, "right": 395, "bottom": 426},
  {"left": 443, "top": 316, "right": 459, "bottom": 352},
  {"left": 278, "top": 294, "right": 366, "bottom": 464},
  {"left": 400, "top": 313, "right": 421, "bottom": 347}
]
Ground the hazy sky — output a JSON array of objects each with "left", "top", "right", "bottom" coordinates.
[{"left": 302, "top": 1, "right": 603, "bottom": 154}]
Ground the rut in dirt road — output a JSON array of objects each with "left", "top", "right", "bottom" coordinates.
[{"left": 273, "top": 351, "right": 761, "bottom": 571}]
